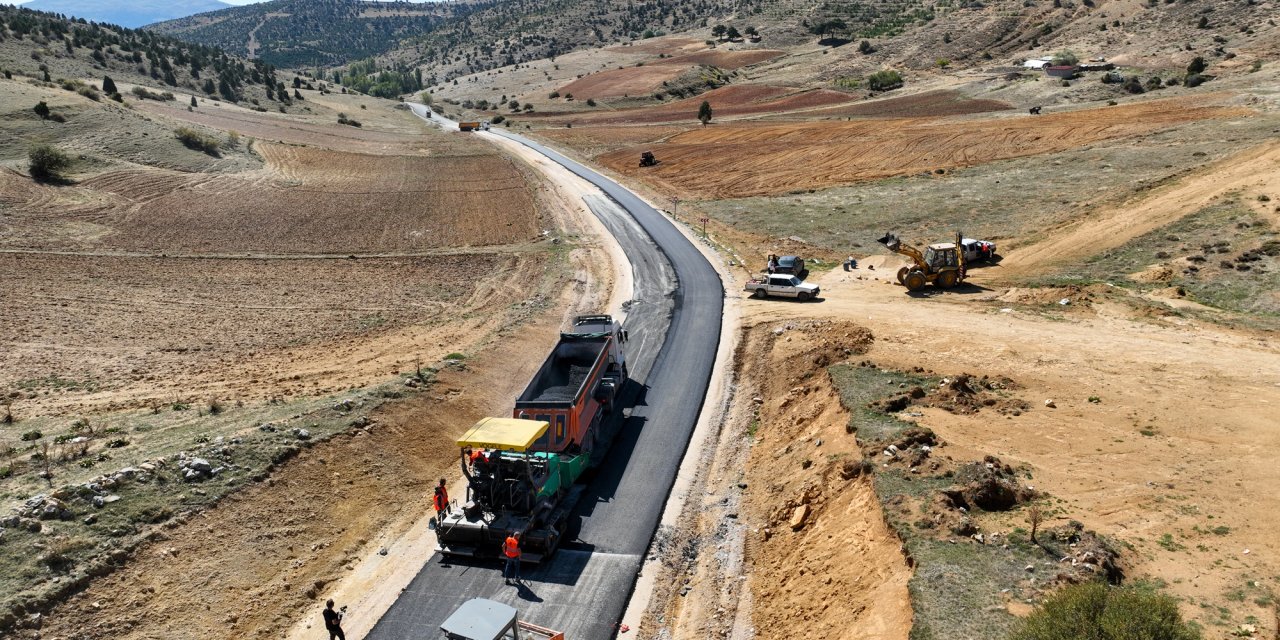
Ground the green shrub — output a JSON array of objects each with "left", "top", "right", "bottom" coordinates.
[
  {"left": 33, "top": 100, "right": 50, "bottom": 119},
  {"left": 20, "top": 430, "right": 44, "bottom": 441},
  {"left": 1186, "top": 57, "right": 1207, "bottom": 75},
  {"left": 174, "top": 127, "right": 222, "bottom": 156},
  {"left": 1185, "top": 74, "right": 1205, "bottom": 88},
  {"left": 1010, "top": 582, "right": 1200, "bottom": 640},
  {"left": 867, "top": 69, "right": 904, "bottom": 91},
  {"left": 131, "top": 86, "right": 175, "bottom": 101},
  {"left": 1051, "top": 50, "right": 1079, "bottom": 66},
  {"left": 29, "top": 144, "right": 72, "bottom": 182}
]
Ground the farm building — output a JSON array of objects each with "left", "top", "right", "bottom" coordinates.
[{"left": 1044, "top": 65, "right": 1078, "bottom": 79}]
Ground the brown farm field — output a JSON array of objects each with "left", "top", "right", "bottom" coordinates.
[
  {"left": 2, "top": 142, "right": 539, "bottom": 255},
  {"left": 532, "top": 84, "right": 860, "bottom": 126},
  {"left": 595, "top": 94, "right": 1254, "bottom": 199}
]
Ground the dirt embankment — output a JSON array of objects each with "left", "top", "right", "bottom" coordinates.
[{"left": 643, "top": 319, "right": 913, "bottom": 640}]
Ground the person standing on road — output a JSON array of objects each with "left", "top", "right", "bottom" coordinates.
[
  {"left": 322, "top": 599, "right": 346, "bottom": 640},
  {"left": 433, "top": 478, "right": 449, "bottom": 527},
  {"left": 503, "top": 532, "right": 522, "bottom": 584}
]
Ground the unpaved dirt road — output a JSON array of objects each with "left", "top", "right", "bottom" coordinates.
[{"left": 1000, "top": 138, "right": 1280, "bottom": 275}]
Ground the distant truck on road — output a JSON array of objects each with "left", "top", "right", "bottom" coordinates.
[
  {"left": 458, "top": 121, "right": 490, "bottom": 131},
  {"left": 744, "top": 274, "right": 820, "bottom": 301}
]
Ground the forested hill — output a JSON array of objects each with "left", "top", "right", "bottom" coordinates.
[
  {"left": 398, "top": 0, "right": 755, "bottom": 85},
  {"left": 148, "top": 0, "right": 755, "bottom": 77},
  {"left": 148, "top": 0, "right": 455, "bottom": 69},
  {"left": 0, "top": 5, "right": 286, "bottom": 107}
]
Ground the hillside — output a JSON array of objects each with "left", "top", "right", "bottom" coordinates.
[
  {"left": 0, "top": 5, "right": 286, "bottom": 109},
  {"left": 20, "top": 0, "right": 233, "bottom": 29},
  {"left": 148, "top": 0, "right": 751, "bottom": 80},
  {"left": 149, "top": 0, "right": 455, "bottom": 69}
]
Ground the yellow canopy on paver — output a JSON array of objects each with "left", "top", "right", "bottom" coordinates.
[{"left": 456, "top": 417, "right": 549, "bottom": 452}]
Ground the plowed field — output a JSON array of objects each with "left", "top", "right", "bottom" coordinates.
[
  {"left": 665, "top": 49, "right": 783, "bottom": 69},
  {"left": 0, "top": 251, "right": 543, "bottom": 410},
  {"left": 536, "top": 84, "right": 858, "bottom": 125},
  {"left": 3, "top": 143, "right": 539, "bottom": 254},
  {"left": 596, "top": 96, "right": 1252, "bottom": 198},
  {"left": 558, "top": 65, "right": 694, "bottom": 99},
  {"left": 134, "top": 100, "right": 420, "bottom": 154},
  {"left": 780, "top": 89, "right": 1012, "bottom": 119}
]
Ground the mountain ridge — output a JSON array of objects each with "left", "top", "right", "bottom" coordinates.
[{"left": 22, "top": 0, "right": 234, "bottom": 29}]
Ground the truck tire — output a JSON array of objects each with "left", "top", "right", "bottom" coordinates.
[
  {"left": 937, "top": 270, "right": 960, "bottom": 288},
  {"left": 753, "top": 288, "right": 767, "bottom": 299},
  {"left": 904, "top": 271, "right": 927, "bottom": 292},
  {"left": 896, "top": 266, "right": 910, "bottom": 284},
  {"left": 797, "top": 291, "right": 811, "bottom": 301}
]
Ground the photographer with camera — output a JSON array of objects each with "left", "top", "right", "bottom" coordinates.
[{"left": 322, "top": 599, "right": 346, "bottom": 640}]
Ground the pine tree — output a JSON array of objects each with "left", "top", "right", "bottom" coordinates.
[
  {"left": 698, "top": 100, "right": 712, "bottom": 126},
  {"left": 102, "top": 75, "right": 117, "bottom": 94}
]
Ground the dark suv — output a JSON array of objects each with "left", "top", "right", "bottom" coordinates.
[{"left": 774, "top": 256, "right": 808, "bottom": 279}]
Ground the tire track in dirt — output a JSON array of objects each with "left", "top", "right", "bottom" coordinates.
[{"left": 999, "top": 138, "right": 1280, "bottom": 277}]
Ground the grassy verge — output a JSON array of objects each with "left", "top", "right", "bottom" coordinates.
[
  {"left": 695, "top": 140, "right": 1237, "bottom": 255},
  {"left": 1027, "top": 200, "right": 1280, "bottom": 331},
  {"left": 829, "top": 364, "right": 1063, "bottom": 640}
]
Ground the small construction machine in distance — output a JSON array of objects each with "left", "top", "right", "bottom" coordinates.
[
  {"left": 436, "top": 315, "right": 628, "bottom": 563},
  {"left": 639, "top": 151, "right": 658, "bottom": 167},
  {"left": 441, "top": 598, "right": 565, "bottom": 640},
  {"left": 878, "top": 231, "right": 967, "bottom": 292}
]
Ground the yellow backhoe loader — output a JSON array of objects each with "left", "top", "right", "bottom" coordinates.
[{"left": 877, "top": 231, "right": 967, "bottom": 292}]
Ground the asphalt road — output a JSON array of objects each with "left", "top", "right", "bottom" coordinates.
[{"left": 370, "top": 106, "right": 723, "bottom": 639}]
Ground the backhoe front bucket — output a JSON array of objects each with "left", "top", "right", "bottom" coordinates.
[{"left": 877, "top": 233, "right": 901, "bottom": 252}]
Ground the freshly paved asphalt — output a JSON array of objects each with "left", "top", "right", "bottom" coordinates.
[{"left": 365, "top": 108, "right": 723, "bottom": 638}]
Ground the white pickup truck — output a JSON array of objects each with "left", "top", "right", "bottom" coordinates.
[{"left": 744, "top": 274, "right": 821, "bottom": 301}]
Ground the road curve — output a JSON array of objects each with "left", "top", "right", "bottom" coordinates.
[{"left": 364, "top": 106, "right": 724, "bottom": 638}]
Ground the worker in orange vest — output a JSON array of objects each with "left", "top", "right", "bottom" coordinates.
[
  {"left": 433, "top": 478, "right": 449, "bottom": 527},
  {"left": 502, "top": 532, "right": 522, "bottom": 584}
]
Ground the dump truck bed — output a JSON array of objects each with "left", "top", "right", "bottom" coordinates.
[{"left": 516, "top": 336, "right": 610, "bottom": 408}]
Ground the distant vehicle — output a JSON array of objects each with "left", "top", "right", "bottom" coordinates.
[
  {"left": 773, "top": 255, "right": 808, "bottom": 279},
  {"left": 744, "top": 274, "right": 820, "bottom": 301},
  {"left": 459, "top": 121, "right": 482, "bottom": 131},
  {"left": 639, "top": 151, "right": 658, "bottom": 167},
  {"left": 960, "top": 238, "right": 997, "bottom": 263},
  {"left": 481, "top": 120, "right": 492, "bottom": 131}
]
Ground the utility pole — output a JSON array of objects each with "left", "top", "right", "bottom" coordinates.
[{"left": 670, "top": 196, "right": 680, "bottom": 219}]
